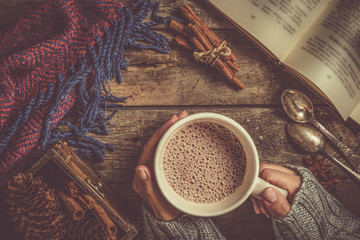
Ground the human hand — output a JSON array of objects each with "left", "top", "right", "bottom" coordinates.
[
  {"left": 251, "top": 163, "right": 301, "bottom": 218},
  {"left": 132, "top": 111, "right": 188, "bottom": 221}
]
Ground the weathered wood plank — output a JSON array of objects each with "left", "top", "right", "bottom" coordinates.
[{"left": 113, "top": 29, "right": 321, "bottom": 106}]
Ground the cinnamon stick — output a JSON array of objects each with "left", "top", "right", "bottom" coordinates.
[
  {"left": 75, "top": 195, "right": 87, "bottom": 208},
  {"left": 58, "top": 190, "right": 85, "bottom": 221},
  {"left": 183, "top": 3, "right": 201, "bottom": 22},
  {"left": 226, "top": 59, "right": 241, "bottom": 73},
  {"left": 92, "top": 203, "right": 117, "bottom": 236},
  {"left": 76, "top": 193, "right": 96, "bottom": 209},
  {"left": 189, "top": 36, "right": 206, "bottom": 52},
  {"left": 215, "top": 60, "right": 245, "bottom": 89},
  {"left": 64, "top": 155, "right": 88, "bottom": 180},
  {"left": 82, "top": 194, "right": 96, "bottom": 209},
  {"left": 174, "top": 36, "right": 193, "bottom": 51},
  {"left": 188, "top": 23, "right": 212, "bottom": 51},
  {"left": 169, "top": 19, "right": 191, "bottom": 38}
]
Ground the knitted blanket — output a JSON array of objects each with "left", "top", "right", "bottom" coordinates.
[{"left": 0, "top": 0, "right": 172, "bottom": 183}]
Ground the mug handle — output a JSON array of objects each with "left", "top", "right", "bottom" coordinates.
[{"left": 250, "top": 177, "right": 288, "bottom": 200}]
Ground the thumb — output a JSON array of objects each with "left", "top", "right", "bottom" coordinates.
[
  {"left": 135, "top": 165, "right": 156, "bottom": 195},
  {"left": 261, "top": 187, "right": 290, "bottom": 218}
]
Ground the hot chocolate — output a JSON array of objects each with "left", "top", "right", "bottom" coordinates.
[{"left": 161, "top": 120, "right": 246, "bottom": 204}]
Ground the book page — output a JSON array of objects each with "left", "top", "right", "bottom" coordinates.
[
  {"left": 207, "top": 0, "right": 327, "bottom": 58},
  {"left": 284, "top": 0, "right": 360, "bottom": 120},
  {"left": 350, "top": 103, "right": 360, "bottom": 123}
]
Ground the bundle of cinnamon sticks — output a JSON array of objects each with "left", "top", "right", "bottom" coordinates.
[
  {"left": 57, "top": 181, "right": 118, "bottom": 239},
  {"left": 48, "top": 166, "right": 118, "bottom": 239},
  {"left": 170, "top": 4, "right": 245, "bottom": 90}
]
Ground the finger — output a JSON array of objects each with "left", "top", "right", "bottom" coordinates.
[
  {"left": 135, "top": 166, "right": 155, "bottom": 195},
  {"left": 177, "top": 111, "right": 188, "bottom": 119},
  {"left": 132, "top": 172, "right": 143, "bottom": 196},
  {"left": 250, "top": 197, "right": 261, "bottom": 214},
  {"left": 135, "top": 166, "right": 181, "bottom": 221},
  {"left": 142, "top": 115, "right": 177, "bottom": 156},
  {"left": 258, "top": 200, "right": 271, "bottom": 218},
  {"left": 259, "top": 163, "right": 296, "bottom": 176},
  {"left": 141, "top": 111, "right": 188, "bottom": 158},
  {"left": 260, "top": 168, "right": 301, "bottom": 198},
  {"left": 138, "top": 111, "right": 189, "bottom": 166},
  {"left": 262, "top": 187, "right": 290, "bottom": 218},
  {"left": 250, "top": 197, "right": 271, "bottom": 218},
  {"left": 150, "top": 111, "right": 188, "bottom": 145}
]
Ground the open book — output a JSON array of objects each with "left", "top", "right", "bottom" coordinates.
[{"left": 205, "top": 0, "right": 360, "bottom": 124}]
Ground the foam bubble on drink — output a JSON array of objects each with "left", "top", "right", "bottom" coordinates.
[{"left": 162, "top": 121, "right": 246, "bottom": 203}]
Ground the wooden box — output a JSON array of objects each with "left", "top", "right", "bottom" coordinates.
[{"left": 27, "top": 141, "right": 137, "bottom": 240}]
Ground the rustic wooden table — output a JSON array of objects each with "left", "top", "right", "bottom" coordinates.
[{"left": 1, "top": 0, "right": 360, "bottom": 239}]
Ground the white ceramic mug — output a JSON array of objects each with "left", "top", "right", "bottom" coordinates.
[{"left": 154, "top": 112, "right": 288, "bottom": 217}]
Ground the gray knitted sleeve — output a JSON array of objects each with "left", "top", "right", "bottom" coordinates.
[
  {"left": 142, "top": 166, "right": 360, "bottom": 240},
  {"left": 273, "top": 165, "right": 360, "bottom": 240},
  {"left": 142, "top": 205, "right": 226, "bottom": 240}
]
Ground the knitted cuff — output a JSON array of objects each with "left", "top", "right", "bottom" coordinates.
[
  {"left": 142, "top": 205, "right": 225, "bottom": 240},
  {"left": 272, "top": 165, "right": 360, "bottom": 240}
]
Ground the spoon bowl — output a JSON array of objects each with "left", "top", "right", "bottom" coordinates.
[
  {"left": 281, "top": 89, "right": 314, "bottom": 123},
  {"left": 286, "top": 123, "right": 325, "bottom": 152}
]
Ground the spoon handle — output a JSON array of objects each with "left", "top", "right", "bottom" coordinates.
[
  {"left": 311, "top": 119, "right": 360, "bottom": 173},
  {"left": 323, "top": 149, "right": 360, "bottom": 185}
]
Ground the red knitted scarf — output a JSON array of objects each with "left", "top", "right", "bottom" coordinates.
[{"left": 0, "top": 0, "right": 172, "bottom": 184}]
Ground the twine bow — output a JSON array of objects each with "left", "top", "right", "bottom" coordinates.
[{"left": 193, "top": 41, "right": 231, "bottom": 66}]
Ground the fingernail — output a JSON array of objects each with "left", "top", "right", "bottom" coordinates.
[
  {"left": 136, "top": 168, "right": 148, "bottom": 181},
  {"left": 263, "top": 188, "right": 277, "bottom": 203},
  {"left": 177, "top": 111, "right": 187, "bottom": 118}
]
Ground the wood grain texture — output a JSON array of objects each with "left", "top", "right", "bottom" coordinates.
[
  {"left": 116, "top": 31, "right": 316, "bottom": 106},
  {"left": 1, "top": 0, "right": 360, "bottom": 239}
]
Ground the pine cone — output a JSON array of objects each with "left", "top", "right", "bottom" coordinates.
[
  {"left": 65, "top": 212, "right": 115, "bottom": 240},
  {"left": 7, "top": 173, "right": 66, "bottom": 240}
]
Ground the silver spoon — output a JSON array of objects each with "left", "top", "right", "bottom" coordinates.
[
  {"left": 281, "top": 89, "right": 360, "bottom": 172},
  {"left": 286, "top": 123, "right": 360, "bottom": 185}
]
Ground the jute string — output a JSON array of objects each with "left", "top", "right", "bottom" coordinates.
[{"left": 193, "top": 41, "right": 231, "bottom": 66}]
